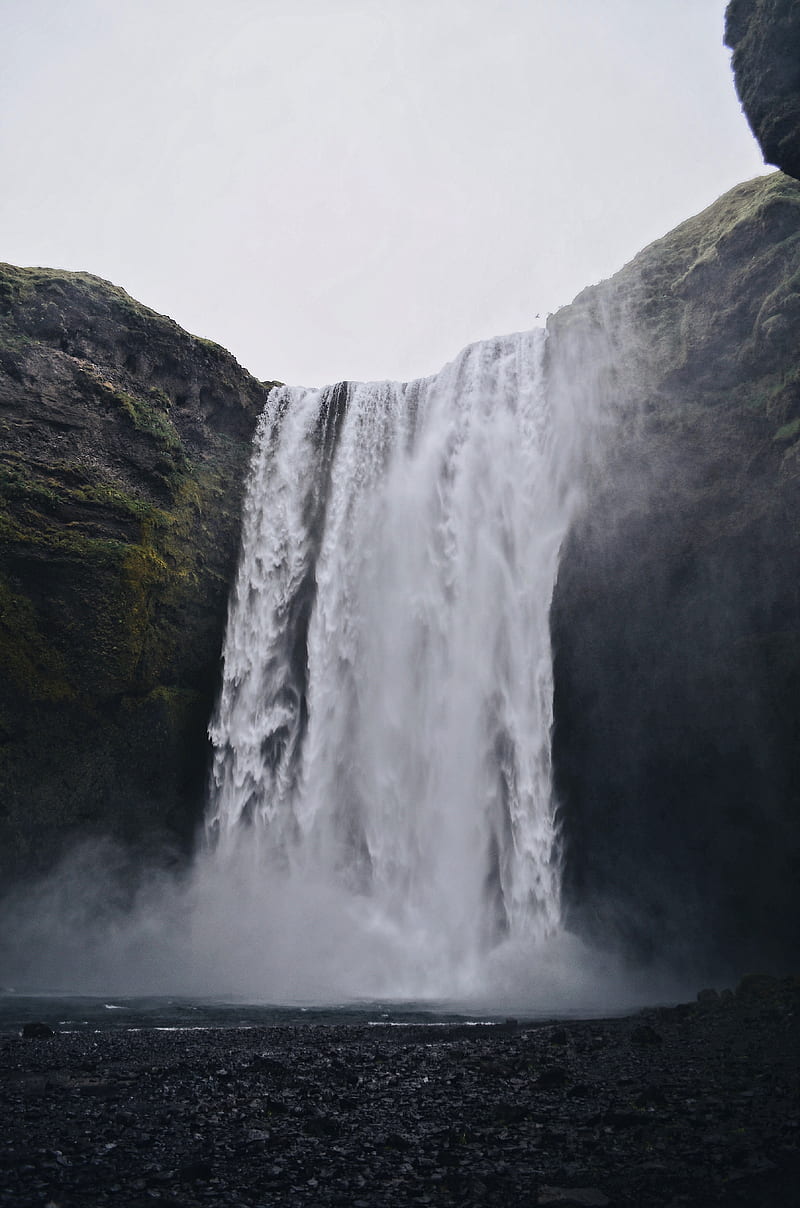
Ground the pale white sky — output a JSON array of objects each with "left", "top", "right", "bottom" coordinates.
[{"left": 3, "top": 0, "right": 766, "bottom": 386}]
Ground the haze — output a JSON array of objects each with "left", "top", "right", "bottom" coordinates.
[{"left": 3, "top": 0, "right": 765, "bottom": 386}]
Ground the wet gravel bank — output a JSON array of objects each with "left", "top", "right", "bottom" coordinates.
[{"left": 1, "top": 976, "right": 798, "bottom": 1207}]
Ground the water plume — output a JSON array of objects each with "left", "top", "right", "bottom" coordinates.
[
  {"left": 1, "top": 324, "right": 683, "bottom": 1014},
  {"left": 205, "top": 329, "right": 577, "bottom": 999}
]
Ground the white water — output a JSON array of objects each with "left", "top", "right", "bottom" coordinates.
[
  {"left": 206, "top": 329, "right": 577, "bottom": 998},
  {"left": 0, "top": 324, "right": 693, "bottom": 1011}
]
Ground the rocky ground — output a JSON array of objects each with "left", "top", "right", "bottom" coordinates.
[{"left": 0, "top": 975, "right": 797, "bottom": 1208}]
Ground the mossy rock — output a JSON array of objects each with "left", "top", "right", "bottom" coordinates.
[
  {"left": 726, "top": 0, "right": 800, "bottom": 181},
  {"left": 0, "top": 263, "right": 270, "bottom": 880},
  {"left": 549, "top": 173, "right": 800, "bottom": 976}
]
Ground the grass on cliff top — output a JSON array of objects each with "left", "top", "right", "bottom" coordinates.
[
  {"left": 0, "top": 263, "right": 155, "bottom": 325},
  {"left": 548, "top": 170, "right": 800, "bottom": 499},
  {"left": 557, "top": 172, "right": 800, "bottom": 320},
  {"left": 620, "top": 172, "right": 800, "bottom": 295},
  {"left": 0, "top": 261, "right": 256, "bottom": 379}
]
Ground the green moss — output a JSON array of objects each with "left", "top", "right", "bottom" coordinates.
[
  {"left": 0, "top": 426, "right": 244, "bottom": 708},
  {"left": 0, "top": 500, "right": 132, "bottom": 564},
  {"left": 0, "top": 262, "right": 164, "bottom": 328},
  {"left": 71, "top": 480, "right": 166, "bottom": 522},
  {"left": 774, "top": 417, "right": 800, "bottom": 442},
  {"left": 1, "top": 452, "right": 174, "bottom": 526},
  {"left": 0, "top": 579, "right": 73, "bottom": 702},
  {"left": 194, "top": 335, "right": 230, "bottom": 357},
  {"left": 0, "top": 461, "right": 63, "bottom": 511},
  {"left": 120, "top": 683, "right": 206, "bottom": 733},
  {"left": 113, "top": 388, "right": 181, "bottom": 452},
  {"left": 0, "top": 259, "right": 266, "bottom": 876}
]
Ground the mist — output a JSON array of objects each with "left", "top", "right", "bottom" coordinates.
[
  {"left": 0, "top": 317, "right": 696, "bottom": 1019},
  {"left": 0, "top": 835, "right": 695, "bottom": 1019}
]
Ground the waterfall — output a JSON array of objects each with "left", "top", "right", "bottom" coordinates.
[{"left": 207, "top": 329, "right": 572, "bottom": 997}]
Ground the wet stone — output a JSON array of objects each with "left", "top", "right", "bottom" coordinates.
[
  {"left": 537, "top": 1065, "right": 569, "bottom": 1089},
  {"left": 539, "top": 1189, "right": 611, "bottom": 1207},
  {"left": 0, "top": 986, "right": 798, "bottom": 1207},
  {"left": 20, "top": 1023, "right": 55, "bottom": 1039},
  {"left": 630, "top": 1024, "right": 662, "bottom": 1047}
]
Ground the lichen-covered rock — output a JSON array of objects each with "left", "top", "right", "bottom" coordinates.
[
  {"left": 725, "top": 0, "right": 800, "bottom": 180},
  {"left": 548, "top": 173, "right": 800, "bottom": 976},
  {"left": 0, "top": 265, "right": 271, "bottom": 879}
]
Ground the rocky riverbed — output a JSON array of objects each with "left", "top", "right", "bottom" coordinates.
[{"left": 1, "top": 975, "right": 797, "bottom": 1207}]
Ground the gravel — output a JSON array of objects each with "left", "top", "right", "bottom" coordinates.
[{"left": 1, "top": 975, "right": 798, "bottom": 1207}]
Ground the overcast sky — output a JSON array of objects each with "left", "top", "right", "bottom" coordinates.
[{"left": 3, "top": 0, "right": 766, "bottom": 386}]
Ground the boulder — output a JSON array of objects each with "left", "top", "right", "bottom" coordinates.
[{"left": 725, "top": 0, "right": 800, "bottom": 179}]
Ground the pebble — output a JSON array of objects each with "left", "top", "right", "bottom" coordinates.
[{"left": 0, "top": 980, "right": 797, "bottom": 1206}]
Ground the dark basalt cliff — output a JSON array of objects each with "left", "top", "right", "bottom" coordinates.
[
  {"left": 548, "top": 173, "right": 800, "bottom": 976},
  {"left": 0, "top": 265, "right": 268, "bottom": 879},
  {"left": 726, "top": 0, "right": 800, "bottom": 180}
]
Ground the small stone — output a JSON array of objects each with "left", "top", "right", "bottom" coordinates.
[
  {"left": 492, "top": 1101, "right": 528, "bottom": 1124},
  {"left": 21, "top": 1022, "right": 55, "bottom": 1039},
  {"left": 383, "top": 1131, "right": 410, "bottom": 1150},
  {"left": 630, "top": 1024, "right": 662, "bottom": 1046},
  {"left": 736, "top": 973, "right": 779, "bottom": 1000},
  {"left": 179, "top": 1158, "right": 213, "bottom": 1182},
  {"left": 538, "top": 1187, "right": 611, "bottom": 1207},
  {"left": 304, "top": 1112, "right": 340, "bottom": 1138},
  {"left": 536, "top": 1066, "right": 569, "bottom": 1090},
  {"left": 605, "top": 1108, "right": 641, "bottom": 1128},
  {"left": 246, "top": 1128, "right": 270, "bottom": 1142},
  {"left": 634, "top": 1086, "right": 666, "bottom": 1107}
]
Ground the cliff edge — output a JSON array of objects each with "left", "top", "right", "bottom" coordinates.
[
  {"left": 0, "top": 265, "right": 268, "bottom": 878},
  {"left": 726, "top": 0, "right": 800, "bottom": 180},
  {"left": 549, "top": 172, "right": 800, "bottom": 975}
]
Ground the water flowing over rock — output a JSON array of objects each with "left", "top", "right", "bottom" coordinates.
[{"left": 207, "top": 332, "right": 581, "bottom": 992}]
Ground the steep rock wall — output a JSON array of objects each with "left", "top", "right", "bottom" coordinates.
[
  {"left": 549, "top": 173, "right": 800, "bottom": 977},
  {"left": 5, "top": 175, "right": 800, "bottom": 981},
  {"left": 0, "top": 265, "right": 269, "bottom": 879},
  {"left": 725, "top": 0, "right": 800, "bottom": 180}
]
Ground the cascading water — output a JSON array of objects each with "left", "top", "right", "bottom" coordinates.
[{"left": 207, "top": 329, "right": 572, "bottom": 998}]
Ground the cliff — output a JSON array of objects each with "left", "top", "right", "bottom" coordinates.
[
  {"left": 548, "top": 172, "right": 800, "bottom": 976},
  {"left": 0, "top": 265, "right": 268, "bottom": 878},
  {"left": 726, "top": 0, "right": 800, "bottom": 180},
  {"left": 3, "top": 172, "right": 800, "bottom": 979}
]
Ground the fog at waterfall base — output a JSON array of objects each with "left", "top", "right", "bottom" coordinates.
[
  {"left": 0, "top": 838, "right": 689, "bottom": 1014},
  {"left": 1, "top": 330, "right": 693, "bottom": 1016}
]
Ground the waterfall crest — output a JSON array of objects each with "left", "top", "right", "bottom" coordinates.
[{"left": 207, "top": 329, "right": 570, "bottom": 995}]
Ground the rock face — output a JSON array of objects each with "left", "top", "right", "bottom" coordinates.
[
  {"left": 0, "top": 265, "right": 269, "bottom": 880},
  {"left": 725, "top": 0, "right": 800, "bottom": 180},
  {"left": 548, "top": 173, "right": 800, "bottom": 977},
  {"left": 3, "top": 178, "right": 800, "bottom": 981}
]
